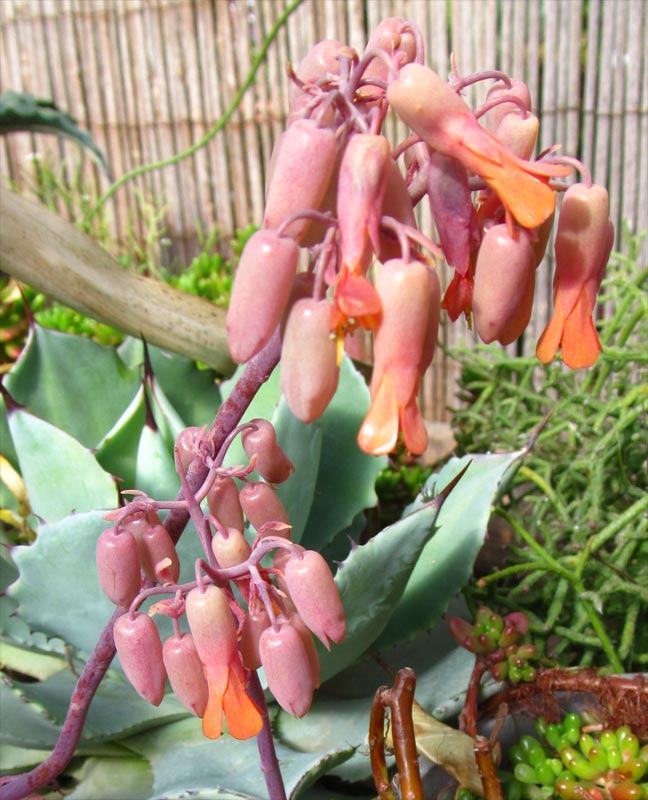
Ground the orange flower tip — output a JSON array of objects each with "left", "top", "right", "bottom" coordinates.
[
  {"left": 222, "top": 666, "right": 264, "bottom": 740},
  {"left": 201, "top": 685, "right": 224, "bottom": 740}
]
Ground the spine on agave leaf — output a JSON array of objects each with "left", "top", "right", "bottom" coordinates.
[
  {"left": 226, "top": 229, "right": 299, "bottom": 364},
  {"left": 114, "top": 612, "right": 167, "bottom": 706},
  {"left": 472, "top": 223, "right": 536, "bottom": 345}
]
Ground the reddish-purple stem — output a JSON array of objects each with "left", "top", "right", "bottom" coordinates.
[
  {"left": 165, "top": 330, "right": 282, "bottom": 544},
  {"left": 0, "top": 609, "right": 121, "bottom": 800},
  {"left": 248, "top": 671, "right": 288, "bottom": 800}
]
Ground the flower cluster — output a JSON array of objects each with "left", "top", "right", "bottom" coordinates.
[
  {"left": 96, "top": 419, "right": 346, "bottom": 740},
  {"left": 226, "top": 17, "right": 613, "bottom": 457}
]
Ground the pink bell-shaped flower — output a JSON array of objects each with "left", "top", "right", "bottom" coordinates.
[
  {"left": 280, "top": 298, "right": 340, "bottom": 423},
  {"left": 283, "top": 549, "right": 346, "bottom": 650},
  {"left": 357, "top": 259, "right": 440, "bottom": 455},
  {"left": 387, "top": 64, "right": 569, "bottom": 229},
  {"left": 226, "top": 229, "right": 299, "bottom": 363},
  {"left": 185, "top": 584, "right": 262, "bottom": 740},
  {"left": 259, "top": 619, "right": 316, "bottom": 717},
  {"left": 96, "top": 528, "right": 141, "bottom": 608},
  {"left": 472, "top": 224, "right": 536, "bottom": 345},
  {"left": 241, "top": 419, "right": 295, "bottom": 484},
  {"left": 113, "top": 612, "right": 167, "bottom": 706},
  {"left": 536, "top": 182, "right": 614, "bottom": 369},
  {"left": 162, "top": 632, "right": 209, "bottom": 717}
]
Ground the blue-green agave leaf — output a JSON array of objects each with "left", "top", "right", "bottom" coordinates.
[
  {"left": 4, "top": 324, "right": 139, "bottom": 449},
  {"left": 7, "top": 410, "right": 118, "bottom": 523},
  {"left": 66, "top": 755, "right": 153, "bottom": 800},
  {"left": 123, "top": 716, "right": 355, "bottom": 800},
  {"left": 375, "top": 451, "right": 525, "bottom": 648},
  {"left": 317, "top": 465, "right": 467, "bottom": 684},
  {"left": 117, "top": 339, "right": 222, "bottom": 428}
]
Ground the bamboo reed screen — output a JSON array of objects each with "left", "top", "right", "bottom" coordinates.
[{"left": 1, "top": 0, "right": 646, "bottom": 420}]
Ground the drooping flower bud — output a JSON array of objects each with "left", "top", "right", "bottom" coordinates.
[
  {"left": 239, "top": 481, "right": 290, "bottom": 530},
  {"left": 426, "top": 152, "right": 480, "bottom": 275},
  {"left": 240, "top": 603, "right": 271, "bottom": 670},
  {"left": 280, "top": 298, "right": 339, "bottom": 423},
  {"left": 241, "top": 419, "right": 295, "bottom": 484},
  {"left": 174, "top": 426, "right": 204, "bottom": 474},
  {"left": 207, "top": 476, "right": 245, "bottom": 532},
  {"left": 259, "top": 620, "right": 315, "bottom": 717},
  {"left": 113, "top": 612, "right": 167, "bottom": 706},
  {"left": 287, "top": 39, "right": 342, "bottom": 126},
  {"left": 211, "top": 527, "right": 252, "bottom": 569},
  {"left": 357, "top": 17, "right": 418, "bottom": 105},
  {"left": 226, "top": 229, "right": 299, "bottom": 363},
  {"left": 337, "top": 133, "right": 391, "bottom": 274},
  {"left": 493, "top": 111, "right": 539, "bottom": 160},
  {"left": 482, "top": 78, "right": 532, "bottom": 132},
  {"left": 121, "top": 510, "right": 162, "bottom": 574},
  {"left": 472, "top": 224, "right": 536, "bottom": 345},
  {"left": 537, "top": 182, "right": 614, "bottom": 369},
  {"left": 96, "top": 528, "right": 142, "bottom": 607},
  {"left": 185, "top": 585, "right": 262, "bottom": 740},
  {"left": 162, "top": 633, "right": 209, "bottom": 717},
  {"left": 283, "top": 550, "right": 346, "bottom": 649},
  {"left": 263, "top": 119, "right": 338, "bottom": 243},
  {"left": 141, "top": 524, "right": 180, "bottom": 584},
  {"left": 288, "top": 612, "right": 321, "bottom": 689},
  {"left": 387, "top": 64, "right": 569, "bottom": 228}
]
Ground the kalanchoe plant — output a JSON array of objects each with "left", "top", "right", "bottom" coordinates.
[{"left": 0, "top": 13, "right": 619, "bottom": 800}]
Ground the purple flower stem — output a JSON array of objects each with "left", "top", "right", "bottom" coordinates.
[
  {"left": 1, "top": 331, "right": 285, "bottom": 800},
  {"left": 0, "top": 609, "right": 121, "bottom": 800},
  {"left": 165, "top": 329, "right": 282, "bottom": 545},
  {"left": 248, "top": 671, "right": 288, "bottom": 800}
]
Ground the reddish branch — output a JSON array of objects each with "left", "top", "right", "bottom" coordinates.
[
  {"left": 474, "top": 736, "right": 503, "bottom": 800},
  {"left": 369, "top": 668, "right": 424, "bottom": 800}
]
